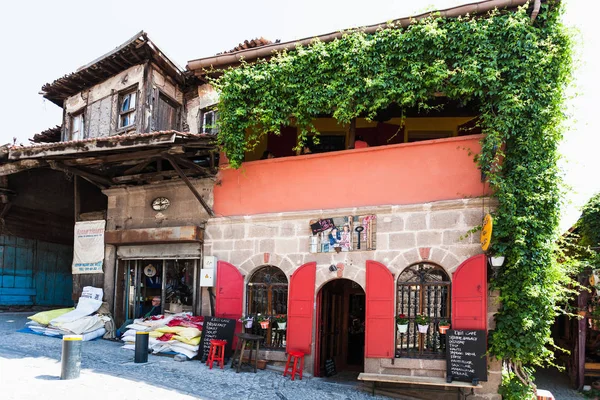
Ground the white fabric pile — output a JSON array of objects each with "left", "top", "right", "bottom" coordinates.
[
  {"left": 120, "top": 313, "right": 202, "bottom": 359},
  {"left": 25, "top": 286, "right": 107, "bottom": 341}
]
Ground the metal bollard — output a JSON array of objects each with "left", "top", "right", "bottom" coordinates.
[
  {"left": 61, "top": 335, "right": 83, "bottom": 380},
  {"left": 134, "top": 331, "right": 149, "bottom": 363}
]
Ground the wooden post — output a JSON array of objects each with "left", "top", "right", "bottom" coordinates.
[
  {"left": 348, "top": 118, "right": 356, "bottom": 149},
  {"left": 577, "top": 274, "right": 589, "bottom": 390},
  {"left": 74, "top": 176, "right": 80, "bottom": 222}
]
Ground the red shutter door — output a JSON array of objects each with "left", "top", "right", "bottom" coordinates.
[
  {"left": 365, "top": 260, "right": 395, "bottom": 358},
  {"left": 215, "top": 261, "right": 244, "bottom": 343},
  {"left": 286, "top": 262, "right": 316, "bottom": 354},
  {"left": 452, "top": 254, "right": 487, "bottom": 330}
]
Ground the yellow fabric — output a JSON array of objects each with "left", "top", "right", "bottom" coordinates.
[
  {"left": 176, "top": 327, "right": 201, "bottom": 340},
  {"left": 28, "top": 308, "right": 74, "bottom": 325},
  {"left": 173, "top": 335, "right": 201, "bottom": 346},
  {"left": 149, "top": 331, "right": 164, "bottom": 338},
  {"left": 155, "top": 326, "right": 185, "bottom": 333}
]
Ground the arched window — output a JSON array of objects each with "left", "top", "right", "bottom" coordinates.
[
  {"left": 246, "top": 265, "right": 288, "bottom": 350},
  {"left": 396, "top": 262, "right": 450, "bottom": 359}
]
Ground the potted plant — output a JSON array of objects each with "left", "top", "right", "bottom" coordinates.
[
  {"left": 396, "top": 314, "right": 409, "bottom": 334},
  {"left": 256, "top": 314, "right": 270, "bottom": 329},
  {"left": 438, "top": 319, "right": 451, "bottom": 334},
  {"left": 415, "top": 314, "right": 430, "bottom": 333},
  {"left": 274, "top": 314, "right": 287, "bottom": 330},
  {"left": 240, "top": 315, "right": 254, "bottom": 328}
]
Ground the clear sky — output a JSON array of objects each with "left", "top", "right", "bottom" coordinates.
[{"left": 0, "top": 0, "right": 596, "bottom": 231}]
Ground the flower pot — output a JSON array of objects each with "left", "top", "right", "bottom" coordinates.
[
  {"left": 417, "top": 324, "right": 429, "bottom": 334},
  {"left": 245, "top": 320, "right": 253, "bottom": 329},
  {"left": 397, "top": 324, "right": 408, "bottom": 334},
  {"left": 438, "top": 325, "right": 450, "bottom": 334},
  {"left": 277, "top": 322, "right": 287, "bottom": 330},
  {"left": 260, "top": 321, "right": 270, "bottom": 329}
]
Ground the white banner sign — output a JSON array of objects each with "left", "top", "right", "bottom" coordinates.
[{"left": 72, "top": 220, "right": 106, "bottom": 274}]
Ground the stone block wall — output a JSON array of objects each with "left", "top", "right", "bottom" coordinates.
[
  {"left": 205, "top": 198, "right": 489, "bottom": 285},
  {"left": 204, "top": 197, "right": 500, "bottom": 397},
  {"left": 103, "top": 179, "right": 213, "bottom": 231}
]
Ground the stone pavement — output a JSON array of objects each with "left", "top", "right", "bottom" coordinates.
[
  {"left": 535, "top": 367, "right": 584, "bottom": 400},
  {"left": 0, "top": 312, "right": 390, "bottom": 400}
]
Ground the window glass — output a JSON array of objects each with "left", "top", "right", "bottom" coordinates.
[
  {"left": 246, "top": 265, "right": 288, "bottom": 350},
  {"left": 119, "top": 90, "right": 137, "bottom": 128},
  {"left": 71, "top": 113, "right": 84, "bottom": 140},
  {"left": 202, "top": 110, "right": 218, "bottom": 134}
]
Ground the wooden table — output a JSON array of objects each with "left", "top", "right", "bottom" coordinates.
[{"left": 230, "top": 333, "right": 262, "bottom": 373}]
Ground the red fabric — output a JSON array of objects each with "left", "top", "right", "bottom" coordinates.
[
  {"left": 287, "top": 262, "right": 316, "bottom": 355},
  {"left": 365, "top": 260, "right": 395, "bottom": 358},
  {"left": 157, "top": 333, "right": 175, "bottom": 341},
  {"left": 166, "top": 316, "right": 204, "bottom": 330},
  {"left": 355, "top": 140, "right": 369, "bottom": 149},
  {"left": 452, "top": 254, "right": 487, "bottom": 330}
]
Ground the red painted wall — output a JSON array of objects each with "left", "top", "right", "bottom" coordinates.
[{"left": 214, "top": 135, "right": 489, "bottom": 216}]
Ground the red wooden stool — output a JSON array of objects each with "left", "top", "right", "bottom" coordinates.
[
  {"left": 206, "top": 339, "right": 227, "bottom": 369},
  {"left": 283, "top": 350, "right": 304, "bottom": 380}
]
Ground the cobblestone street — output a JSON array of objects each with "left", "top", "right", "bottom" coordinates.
[{"left": 0, "top": 312, "right": 389, "bottom": 400}]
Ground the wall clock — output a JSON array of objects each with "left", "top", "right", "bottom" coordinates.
[
  {"left": 151, "top": 197, "right": 170, "bottom": 211},
  {"left": 144, "top": 264, "right": 157, "bottom": 277}
]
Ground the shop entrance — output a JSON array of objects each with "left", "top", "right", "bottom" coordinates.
[
  {"left": 316, "top": 278, "right": 365, "bottom": 377},
  {"left": 115, "top": 258, "right": 199, "bottom": 324}
]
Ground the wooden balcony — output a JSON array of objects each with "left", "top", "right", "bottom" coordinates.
[{"left": 214, "top": 135, "right": 488, "bottom": 216}]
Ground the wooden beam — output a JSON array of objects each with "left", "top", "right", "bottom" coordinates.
[
  {"left": 48, "top": 160, "right": 112, "bottom": 189},
  {"left": 61, "top": 148, "right": 168, "bottom": 166},
  {"left": 162, "top": 154, "right": 214, "bottom": 217},
  {"left": 123, "top": 159, "right": 156, "bottom": 175},
  {"left": 166, "top": 153, "right": 210, "bottom": 176},
  {"left": 112, "top": 168, "right": 198, "bottom": 183},
  {"left": 0, "top": 159, "right": 48, "bottom": 176}
]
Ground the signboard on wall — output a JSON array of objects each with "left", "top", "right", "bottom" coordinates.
[
  {"left": 309, "top": 215, "right": 376, "bottom": 253},
  {"left": 72, "top": 220, "right": 106, "bottom": 274}
]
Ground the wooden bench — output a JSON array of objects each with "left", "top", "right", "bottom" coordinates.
[{"left": 358, "top": 373, "right": 483, "bottom": 400}]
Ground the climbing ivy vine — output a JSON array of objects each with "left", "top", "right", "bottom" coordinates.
[{"left": 214, "top": 4, "right": 574, "bottom": 397}]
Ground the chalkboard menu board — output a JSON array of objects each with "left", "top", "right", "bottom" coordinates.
[
  {"left": 324, "top": 358, "right": 337, "bottom": 377},
  {"left": 446, "top": 329, "right": 487, "bottom": 384},
  {"left": 198, "top": 316, "right": 237, "bottom": 361}
]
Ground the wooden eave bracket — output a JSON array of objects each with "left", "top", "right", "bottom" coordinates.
[
  {"left": 162, "top": 153, "right": 215, "bottom": 217},
  {"left": 48, "top": 160, "right": 112, "bottom": 189}
]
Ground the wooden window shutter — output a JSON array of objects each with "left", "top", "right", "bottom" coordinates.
[
  {"left": 286, "top": 262, "right": 316, "bottom": 354},
  {"left": 451, "top": 254, "right": 487, "bottom": 330},
  {"left": 365, "top": 260, "right": 395, "bottom": 358},
  {"left": 215, "top": 261, "right": 244, "bottom": 344}
]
